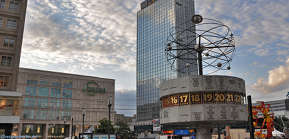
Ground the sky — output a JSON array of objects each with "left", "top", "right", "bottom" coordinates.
[{"left": 20, "top": 0, "right": 289, "bottom": 116}]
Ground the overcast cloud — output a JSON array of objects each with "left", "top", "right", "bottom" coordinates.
[{"left": 21, "top": 0, "right": 289, "bottom": 115}]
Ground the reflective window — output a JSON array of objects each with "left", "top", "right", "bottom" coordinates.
[
  {"left": 0, "top": 75, "right": 8, "bottom": 88},
  {"left": 3, "top": 38, "right": 15, "bottom": 48},
  {"left": 7, "top": 19, "right": 17, "bottom": 29},
  {"left": 38, "top": 87, "right": 49, "bottom": 97},
  {"left": 0, "top": 17, "right": 3, "bottom": 27},
  {"left": 47, "top": 111, "right": 56, "bottom": 120},
  {"left": 63, "top": 89, "right": 72, "bottom": 98},
  {"left": 62, "top": 100, "right": 71, "bottom": 109},
  {"left": 1, "top": 55, "right": 12, "bottom": 66},
  {"left": 49, "top": 99, "right": 60, "bottom": 109},
  {"left": 38, "top": 98, "right": 48, "bottom": 108},
  {"left": 0, "top": 0, "right": 5, "bottom": 8},
  {"left": 136, "top": 0, "right": 196, "bottom": 120},
  {"left": 51, "top": 88, "right": 61, "bottom": 98},
  {"left": 25, "top": 86, "right": 37, "bottom": 96},
  {"left": 56, "top": 99, "right": 60, "bottom": 108},
  {"left": 52, "top": 82, "right": 61, "bottom": 87},
  {"left": 49, "top": 99, "right": 55, "bottom": 108},
  {"left": 35, "top": 110, "right": 47, "bottom": 120},
  {"left": 27, "top": 80, "right": 37, "bottom": 85},
  {"left": 23, "top": 109, "right": 34, "bottom": 120},
  {"left": 8, "top": 0, "right": 18, "bottom": 10},
  {"left": 61, "top": 111, "right": 71, "bottom": 120},
  {"left": 63, "top": 81, "right": 72, "bottom": 88},
  {"left": 24, "top": 98, "right": 35, "bottom": 107},
  {"left": 39, "top": 80, "right": 49, "bottom": 85},
  {"left": 39, "top": 81, "right": 48, "bottom": 85},
  {"left": 55, "top": 111, "right": 60, "bottom": 120}
]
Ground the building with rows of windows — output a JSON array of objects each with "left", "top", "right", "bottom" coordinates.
[
  {"left": 136, "top": 0, "right": 197, "bottom": 130},
  {"left": 264, "top": 97, "right": 289, "bottom": 118},
  {"left": 17, "top": 68, "right": 115, "bottom": 139},
  {"left": 0, "top": 0, "right": 27, "bottom": 137}
]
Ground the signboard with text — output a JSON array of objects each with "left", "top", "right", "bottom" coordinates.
[
  {"left": 82, "top": 81, "right": 106, "bottom": 96},
  {"left": 161, "top": 92, "right": 244, "bottom": 108}
]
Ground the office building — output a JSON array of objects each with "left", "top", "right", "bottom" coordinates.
[
  {"left": 17, "top": 68, "right": 116, "bottom": 138},
  {"left": 115, "top": 114, "right": 134, "bottom": 125},
  {"left": 0, "top": 0, "right": 27, "bottom": 136},
  {"left": 265, "top": 98, "right": 289, "bottom": 118},
  {"left": 136, "top": 0, "right": 197, "bottom": 127}
]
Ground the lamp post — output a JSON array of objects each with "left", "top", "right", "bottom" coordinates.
[
  {"left": 108, "top": 96, "right": 112, "bottom": 139},
  {"left": 82, "top": 109, "right": 85, "bottom": 133},
  {"left": 71, "top": 118, "right": 73, "bottom": 139},
  {"left": 247, "top": 96, "right": 255, "bottom": 139}
]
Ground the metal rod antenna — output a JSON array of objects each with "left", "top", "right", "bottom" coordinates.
[{"left": 198, "top": 35, "right": 203, "bottom": 75}]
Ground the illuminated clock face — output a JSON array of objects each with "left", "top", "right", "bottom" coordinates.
[
  {"left": 191, "top": 93, "right": 201, "bottom": 104},
  {"left": 161, "top": 92, "right": 244, "bottom": 108}
]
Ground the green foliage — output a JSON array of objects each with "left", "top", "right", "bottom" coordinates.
[
  {"left": 115, "top": 121, "right": 132, "bottom": 139},
  {"left": 96, "top": 118, "right": 114, "bottom": 134},
  {"left": 115, "top": 121, "right": 130, "bottom": 132},
  {"left": 274, "top": 116, "right": 289, "bottom": 132},
  {"left": 94, "top": 118, "right": 136, "bottom": 139}
]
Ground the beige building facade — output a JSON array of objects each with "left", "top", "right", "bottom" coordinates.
[
  {"left": 17, "top": 68, "right": 116, "bottom": 139},
  {"left": 0, "top": 0, "right": 27, "bottom": 137}
]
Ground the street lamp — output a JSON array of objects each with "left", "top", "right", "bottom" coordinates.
[
  {"left": 108, "top": 96, "right": 112, "bottom": 139},
  {"left": 71, "top": 117, "right": 74, "bottom": 139},
  {"left": 82, "top": 109, "right": 86, "bottom": 133}
]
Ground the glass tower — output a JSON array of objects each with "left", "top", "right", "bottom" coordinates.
[{"left": 137, "top": 0, "right": 197, "bottom": 122}]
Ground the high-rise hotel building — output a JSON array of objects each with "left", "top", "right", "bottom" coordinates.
[
  {"left": 136, "top": 0, "right": 197, "bottom": 127},
  {"left": 0, "top": 0, "right": 27, "bottom": 136}
]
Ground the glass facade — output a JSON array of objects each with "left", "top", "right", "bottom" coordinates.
[
  {"left": 38, "top": 98, "right": 48, "bottom": 108},
  {"left": 23, "top": 79, "right": 72, "bottom": 121},
  {"left": 136, "top": 0, "right": 196, "bottom": 121},
  {"left": 38, "top": 87, "right": 49, "bottom": 97},
  {"left": 62, "top": 89, "right": 72, "bottom": 98},
  {"left": 25, "top": 86, "right": 37, "bottom": 96},
  {"left": 51, "top": 88, "right": 61, "bottom": 98},
  {"left": 24, "top": 97, "right": 35, "bottom": 107},
  {"left": 22, "top": 109, "right": 34, "bottom": 119}
]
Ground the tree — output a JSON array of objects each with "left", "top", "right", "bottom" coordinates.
[
  {"left": 274, "top": 116, "right": 289, "bottom": 132},
  {"left": 115, "top": 121, "right": 131, "bottom": 139},
  {"left": 96, "top": 118, "right": 115, "bottom": 134}
]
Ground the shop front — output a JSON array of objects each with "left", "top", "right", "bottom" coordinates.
[
  {"left": 48, "top": 124, "right": 70, "bottom": 139},
  {"left": 161, "top": 129, "right": 196, "bottom": 139},
  {"left": 21, "top": 124, "right": 70, "bottom": 139},
  {"left": 21, "top": 124, "right": 45, "bottom": 139},
  {"left": 0, "top": 95, "right": 21, "bottom": 137}
]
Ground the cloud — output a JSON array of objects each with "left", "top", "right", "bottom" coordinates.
[
  {"left": 115, "top": 89, "right": 136, "bottom": 116},
  {"left": 252, "top": 58, "right": 289, "bottom": 93},
  {"left": 195, "top": 0, "right": 289, "bottom": 57},
  {"left": 22, "top": 0, "right": 140, "bottom": 73}
]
